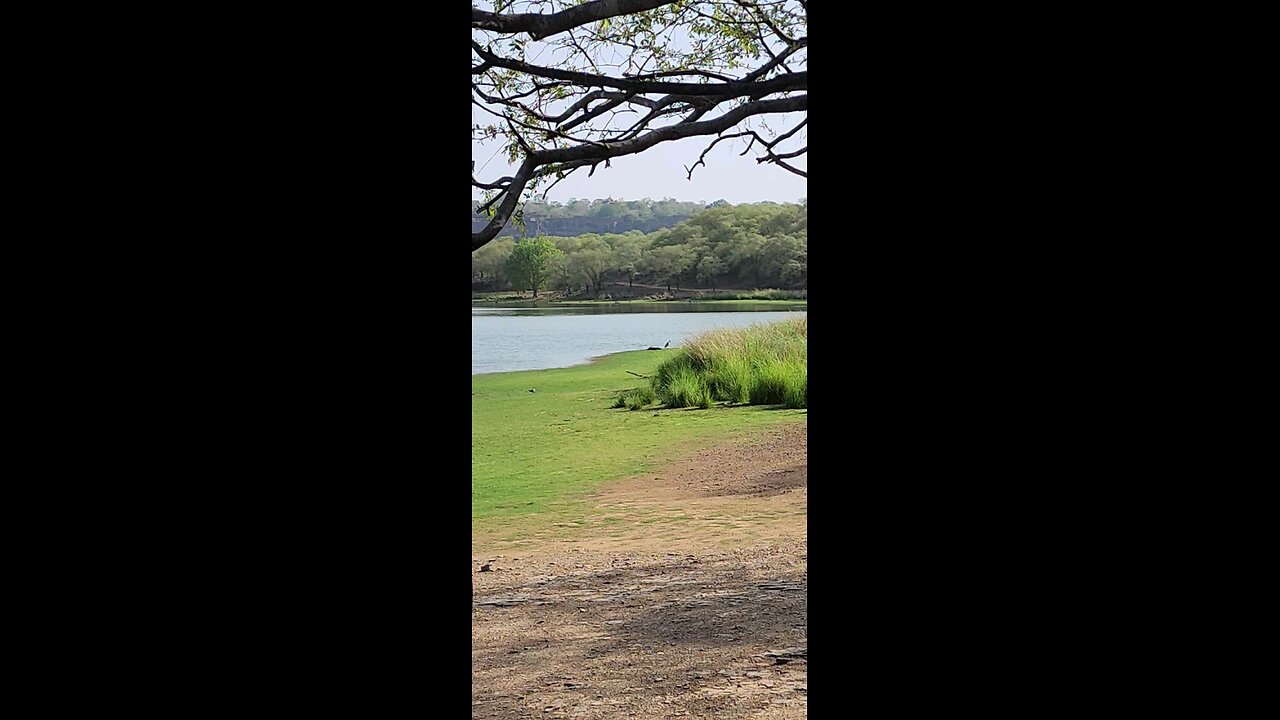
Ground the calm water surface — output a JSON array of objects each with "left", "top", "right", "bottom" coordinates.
[{"left": 472, "top": 304, "right": 806, "bottom": 375}]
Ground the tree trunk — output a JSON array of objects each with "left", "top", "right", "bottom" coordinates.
[{"left": 533, "top": 286, "right": 538, "bottom": 299}]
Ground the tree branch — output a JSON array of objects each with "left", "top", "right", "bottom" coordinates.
[
  {"left": 473, "top": 0, "right": 681, "bottom": 41},
  {"left": 473, "top": 159, "right": 535, "bottom": 251},
  {"left": 535, "top": 96, "right": 806, "bottom": 169},
  {"left": 472, "top": 1, "right": 808, "bottom": 251},
  {"left": 742, "top": 37, "right": 807, "bottom": 82},
  {"left": 766, "top": 157, "right": 805, "bottom": 177},
  {"left": 473, "top": 41, "right": 806, "bottom": 97},
  {"left": 732, "top": 0, "right": 795, "bottom": 44},
  {"left": 472, "top": 176, "right": 515, "bottom": 190},
  {"left": 624, "top": 69, "right": 737, "bottom": 82},
  {"left": 472, "top": 94, "right": 807, "bottom": 250},
  {"left": 762, "top": 145, "right": 806, "bottom": 161}
]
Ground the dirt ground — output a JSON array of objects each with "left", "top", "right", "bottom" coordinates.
[{"left": 473, "top": 421, "right": 807, "bottom": 718}]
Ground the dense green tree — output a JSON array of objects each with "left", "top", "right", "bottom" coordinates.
[
  {"left": 646, "top": 244, "right": 696, "bottom": 293},
  {"left": 504, "top": 237, "right": 563, "bottom": 298},
  {"left": 567, "top": 236, "right": 612, "bottom": 296},
  {"left": 724, "top": 232, "right": 768, "bottom": 285},
  {"left": 551, "top": 236, "right": 583, "bottom": 292},
  {"left": 759, "top": 235, "right": 806, "bottom": 286},
  {"left": 780, "top": 258, "right": 807, "bottom": 288},
  {"left": 472, "top": 237, "right": 514, "bottom": 285},
  {"left": 696, "top": 255, "right": 728, "bottom": 291},
  {"left": 607, "top": 233, "right": 646, "bottom": 289}
]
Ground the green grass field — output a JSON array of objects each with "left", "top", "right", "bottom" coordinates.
[{"left": 472, "top": 350, "right": 806, "bottom": 524}]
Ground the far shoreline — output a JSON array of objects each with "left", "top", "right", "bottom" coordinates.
[{"left": 472, "top": 297, "right": 807, "bottom": 309}]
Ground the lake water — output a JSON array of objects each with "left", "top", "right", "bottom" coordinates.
[{"left": 472, "top": 304, "right": 807, "bottom": 375}]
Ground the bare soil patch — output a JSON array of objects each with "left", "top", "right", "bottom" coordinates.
[{"left": 473, "top": 422, "right": 807, "bottom": 718}]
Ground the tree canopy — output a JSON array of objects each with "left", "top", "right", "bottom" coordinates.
[
  {"left": 472, "top": 0, "right": 808, "bottom": 251},
  {"left": 504, "top": 237, "right": 564, "bottom": 298},
  {"left": 473, "top": 199, "right": 806, "bottom": 295}
]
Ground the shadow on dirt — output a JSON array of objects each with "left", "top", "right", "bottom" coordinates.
[{"left": 473, "top": 557, "right": 806, "bottom": 671}]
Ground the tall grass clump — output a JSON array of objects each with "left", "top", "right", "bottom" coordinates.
[
  {"left": 660, "top": 367, "right": 713, "bottom": 408},
  {"left": 628, "top": 317, "right": 806, "bottom": 409},
  {"left": 612, "top": 384, "right": 657, "bottom": 410},
  {"left": 707, "top": 354, "right": 753, "bottom": 404},
  {"left": 749, "top": 357, "right": 807, "bottom": 408}
]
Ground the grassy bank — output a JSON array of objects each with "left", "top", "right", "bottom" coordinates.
[
  {"left": 559, "top": 299, "right": 807, "bottom": 308},
  {"left": 696, "top": 290, "right": 806, "bottom": 301},
  {"left": 472, "top": 291, "right": 806, "bottom": 307},
  {"left": 617, "top": 318, "right": 808, "bottom": 410},
  {"left": 472, "top": 350, "right": 806, "bottom": 526}
]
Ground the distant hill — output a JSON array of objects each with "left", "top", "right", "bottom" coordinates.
[{"left": 472, "top": 197, "right": 719, "bottom": 237}]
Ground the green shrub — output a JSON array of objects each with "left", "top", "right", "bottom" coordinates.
[
  {"left": 624, "top": 385, "right": 656, "bottom": 410},
  {"left": 613, "top": 384, "right": 657, "bottom": 410}
]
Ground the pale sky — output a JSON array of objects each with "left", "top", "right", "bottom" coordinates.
[{"left": 471, "top": 124, "right": 807, "bottom": 204}]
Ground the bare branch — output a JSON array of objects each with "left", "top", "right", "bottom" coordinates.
[
  {"left": 765, "top": 118, "right": 807, "bottom": 149},
  {"left": 685, "top": 131, "right": 754, "bottom": 179},
  {"left": 532, "top": 160, "right": 596, "bottom": 197},
  {"left": 559, "top": 94, "right": 634, "bottom": 132},
  {"left": 764, "top": 146, "right": 806, "bottom": 161},
  {"left": 766, "top": 158, "right": 805, "bottom": 177},
  {"left": 609, "top": 98, "right": 699, "bottom": 141}
]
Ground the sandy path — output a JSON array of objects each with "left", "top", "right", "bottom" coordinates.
[{"left": 472, "top": 421, "right": 807, "bottom": 718}]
